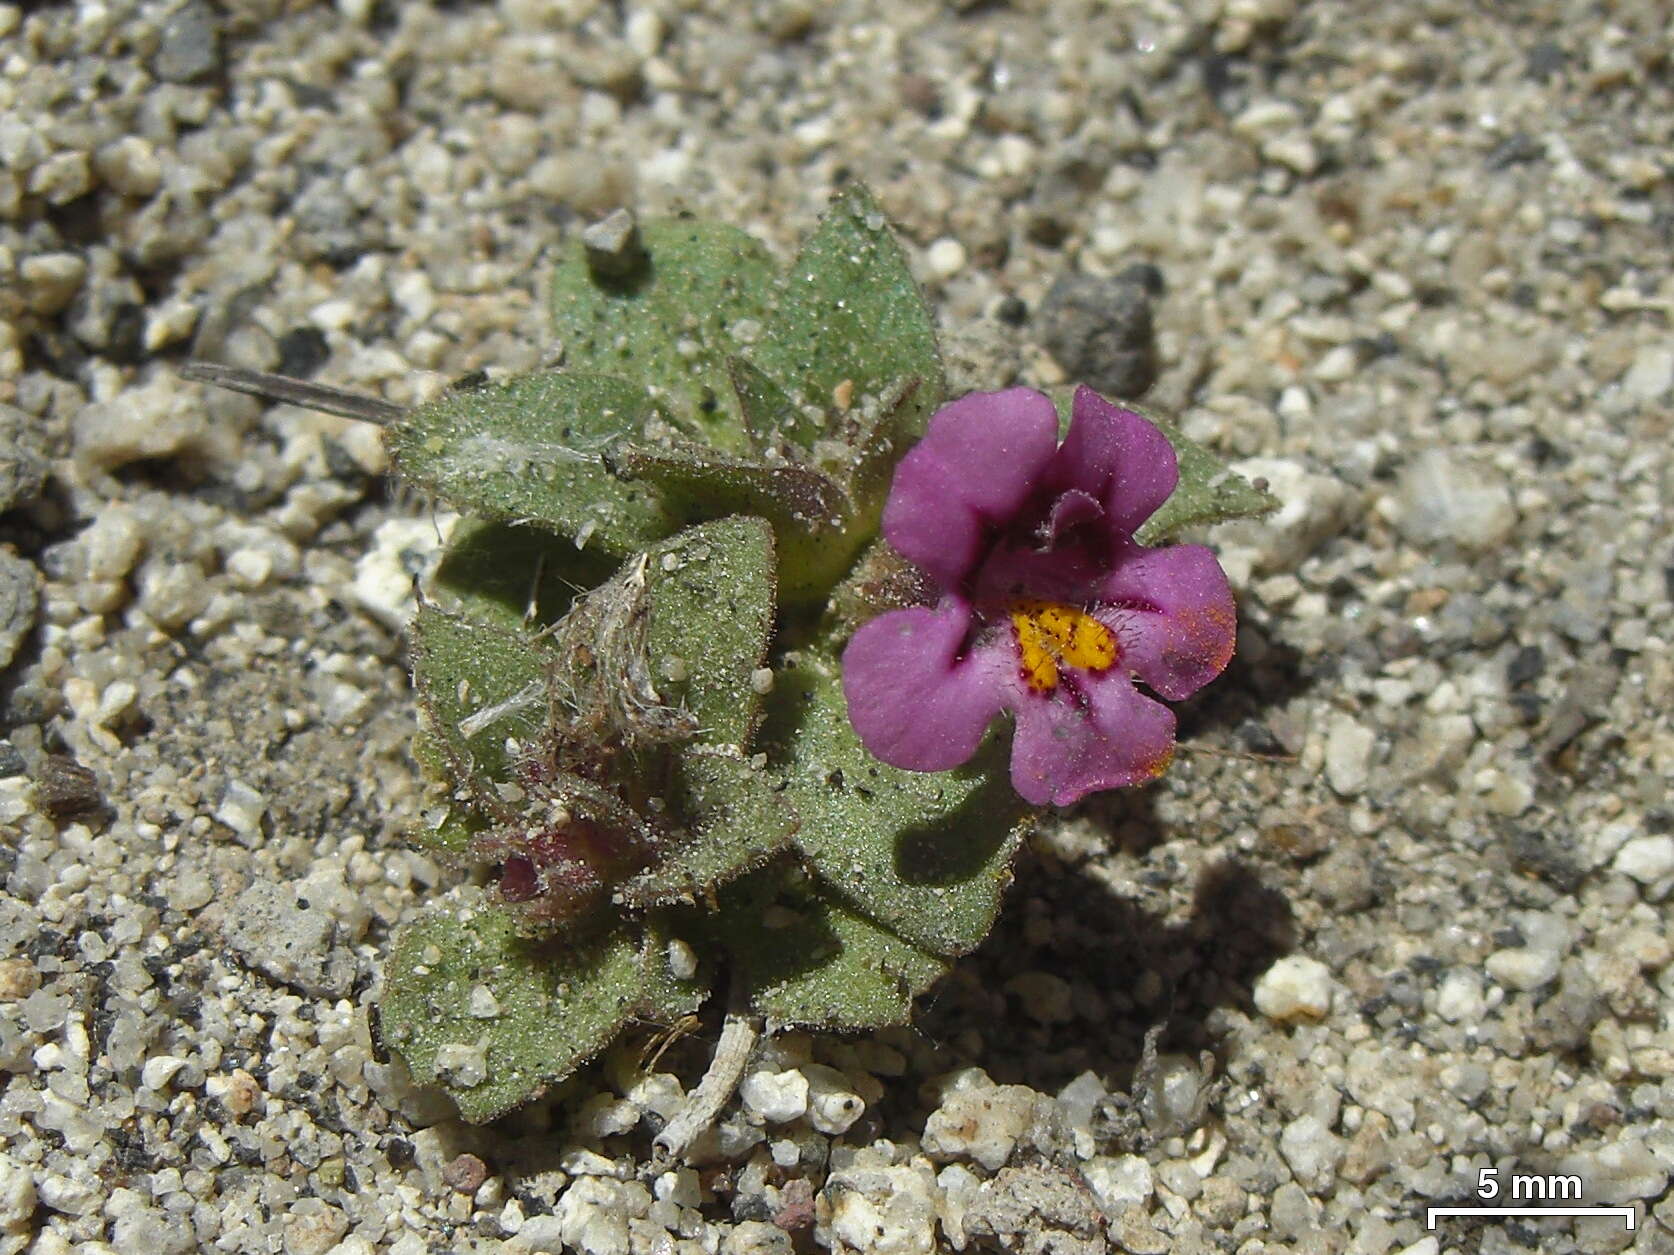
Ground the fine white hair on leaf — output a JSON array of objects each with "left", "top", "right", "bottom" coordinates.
[
  {"left": 458, "top": 679, "right": 545, "bottom": 739},
  {"left": 447, "top": 432, "right": 612, "bottom": 478},
  {"left": 534, "top": 550, "right": 697, "bottom": 752}
]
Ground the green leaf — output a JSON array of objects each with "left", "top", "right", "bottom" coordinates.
[
  {"left": 432, "top": 519, "right": 617, "bottom": 633},
  {"left": 406, "top": 729, "right": 489, "bottom": 855},
  {"left": 386, "top": 372, "right": 673, "bottom": 558},
  {"left": 410, "top": 604, "right": 550, "bottom": 802},
  {"left": 708, "top": 867, "right": 947, "bottom": 1032},
  {"left": 550, "top": 219, "right": 779, "bottom": 451},
  {"left": 623, "top": 442, "right": 856, "bottom": 602},
  {"left": 748, "top": 185, "right": 944, "bottom": 452},
  {"left": 759, "top": 653, "right": 1031, "bottom": 957},
  {"left": 383, "top": 901, "right": 704, "bottom": 1122},
  {"left": 822, "top": 539, "right": 939, "bottom": 644},
  {"left": 1134, "top": 407, "right": 1280, "bottom": 542},
  {"left": 622, "top": 441, "right": 845, "bottom": 531},
  {"left": 406, "top": 804, "right": 487, "bottom": 857},
  {"left": 727, "top": 355, "right": 799, "bottom": 448},
  {"left": 643, "top": 517, "right": 777, "bottom": 749},
  {"left": 619, "top": 748, "right": 797, "bottom": 908},
  {"left": 638, "top": 911, "right": 712, "bottom": 1024},
  {"left": 836, "top": 375, "right": 922, "bottom": 540}
]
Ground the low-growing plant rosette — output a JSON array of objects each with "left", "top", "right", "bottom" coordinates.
[
  {"left": 181, "top": 187, "right": 1276, "bottom": 1126},
  {"left": 842, "top": 386, "right": 1238, "bottom": 806}
]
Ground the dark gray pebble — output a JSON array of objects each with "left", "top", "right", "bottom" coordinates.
[
  {"left": 0, "top": 549, "right": 40, "bottom": 674},
  {"left": 1036, "top": 271, "right": 1158, "bottom": 400}
]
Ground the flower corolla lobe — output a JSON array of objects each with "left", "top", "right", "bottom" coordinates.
[{"left": 841, "top": 386, "right": 1236, "bottom": 806}]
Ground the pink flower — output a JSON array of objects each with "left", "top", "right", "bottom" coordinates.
[{"left": 841, "top": 386, "right": 1236, "bottom": 806}]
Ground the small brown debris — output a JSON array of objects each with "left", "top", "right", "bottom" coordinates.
[
  {"left": 1579, "top": 1101, "right": 1623, "bottom": 1131},
  {"left": 443, "top": 1152, "right": 490, "bottom": 1194},
  {"left": 773, "top": 1177, "right": 815, "bottom": 1231},
  {"left": 897, "top": 73, "right": 941, "bottom": 115},
  {"left": 34, "top": 754, "right": 103, "bottom": 820},
  {"left": 1404, "top": 586, "right": 1450, "bottom": 616},
  {"left": 0, "top": 956, "right": 41, "bottom": 1001},
  {"left": 221, "top": 1067, "right": 264, "bottom": 1117},
  {"left": 1260, "top": 821, "right": 1330, "bottom": 862}
]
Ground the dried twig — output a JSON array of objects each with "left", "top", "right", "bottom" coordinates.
[
  {"left": 179, "top": 361, "right": 408, "bottom": 426},
  {"left": 653, "top": 990, "right": 759, "bottom": 1165}
]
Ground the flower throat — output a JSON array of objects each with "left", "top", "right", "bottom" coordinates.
[{"left": 1008, "top": 598, "right": 1118, "bottom": 694}]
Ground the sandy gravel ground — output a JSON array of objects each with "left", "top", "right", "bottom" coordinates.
[{"left": 1, "top": 1, "right": 1671, "bottom": 1252}]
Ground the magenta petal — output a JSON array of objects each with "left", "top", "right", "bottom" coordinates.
[
  {"left": 972, "top": 539, "right": 1105, "bottom": 607},
  {"left": 1044, "top": 488, "right": 1103, "bottom": 544},
  {"left": 1097, "top": 544, "right": 1237, "bottom": 701},
  {"left": 842, "top": 602, "right": 1010, "bottom": 772},
  {"left": 1044, "top": 387, "right": 1180, "bottom": 540},
  {"left": 882, "top": 388, "right": 1061, "bottom": 586},
  {"left": 1008, "top": 674, "right": 1178, "bottom": 806}
]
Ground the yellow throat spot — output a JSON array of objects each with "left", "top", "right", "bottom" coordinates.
[{"left": 1009, "top": 599, "right": 1118, "bottom": 694}]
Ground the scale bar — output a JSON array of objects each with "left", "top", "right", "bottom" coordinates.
[{"left": 1427, "top": 1207, "right": 1635, "bottom": 1231}]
